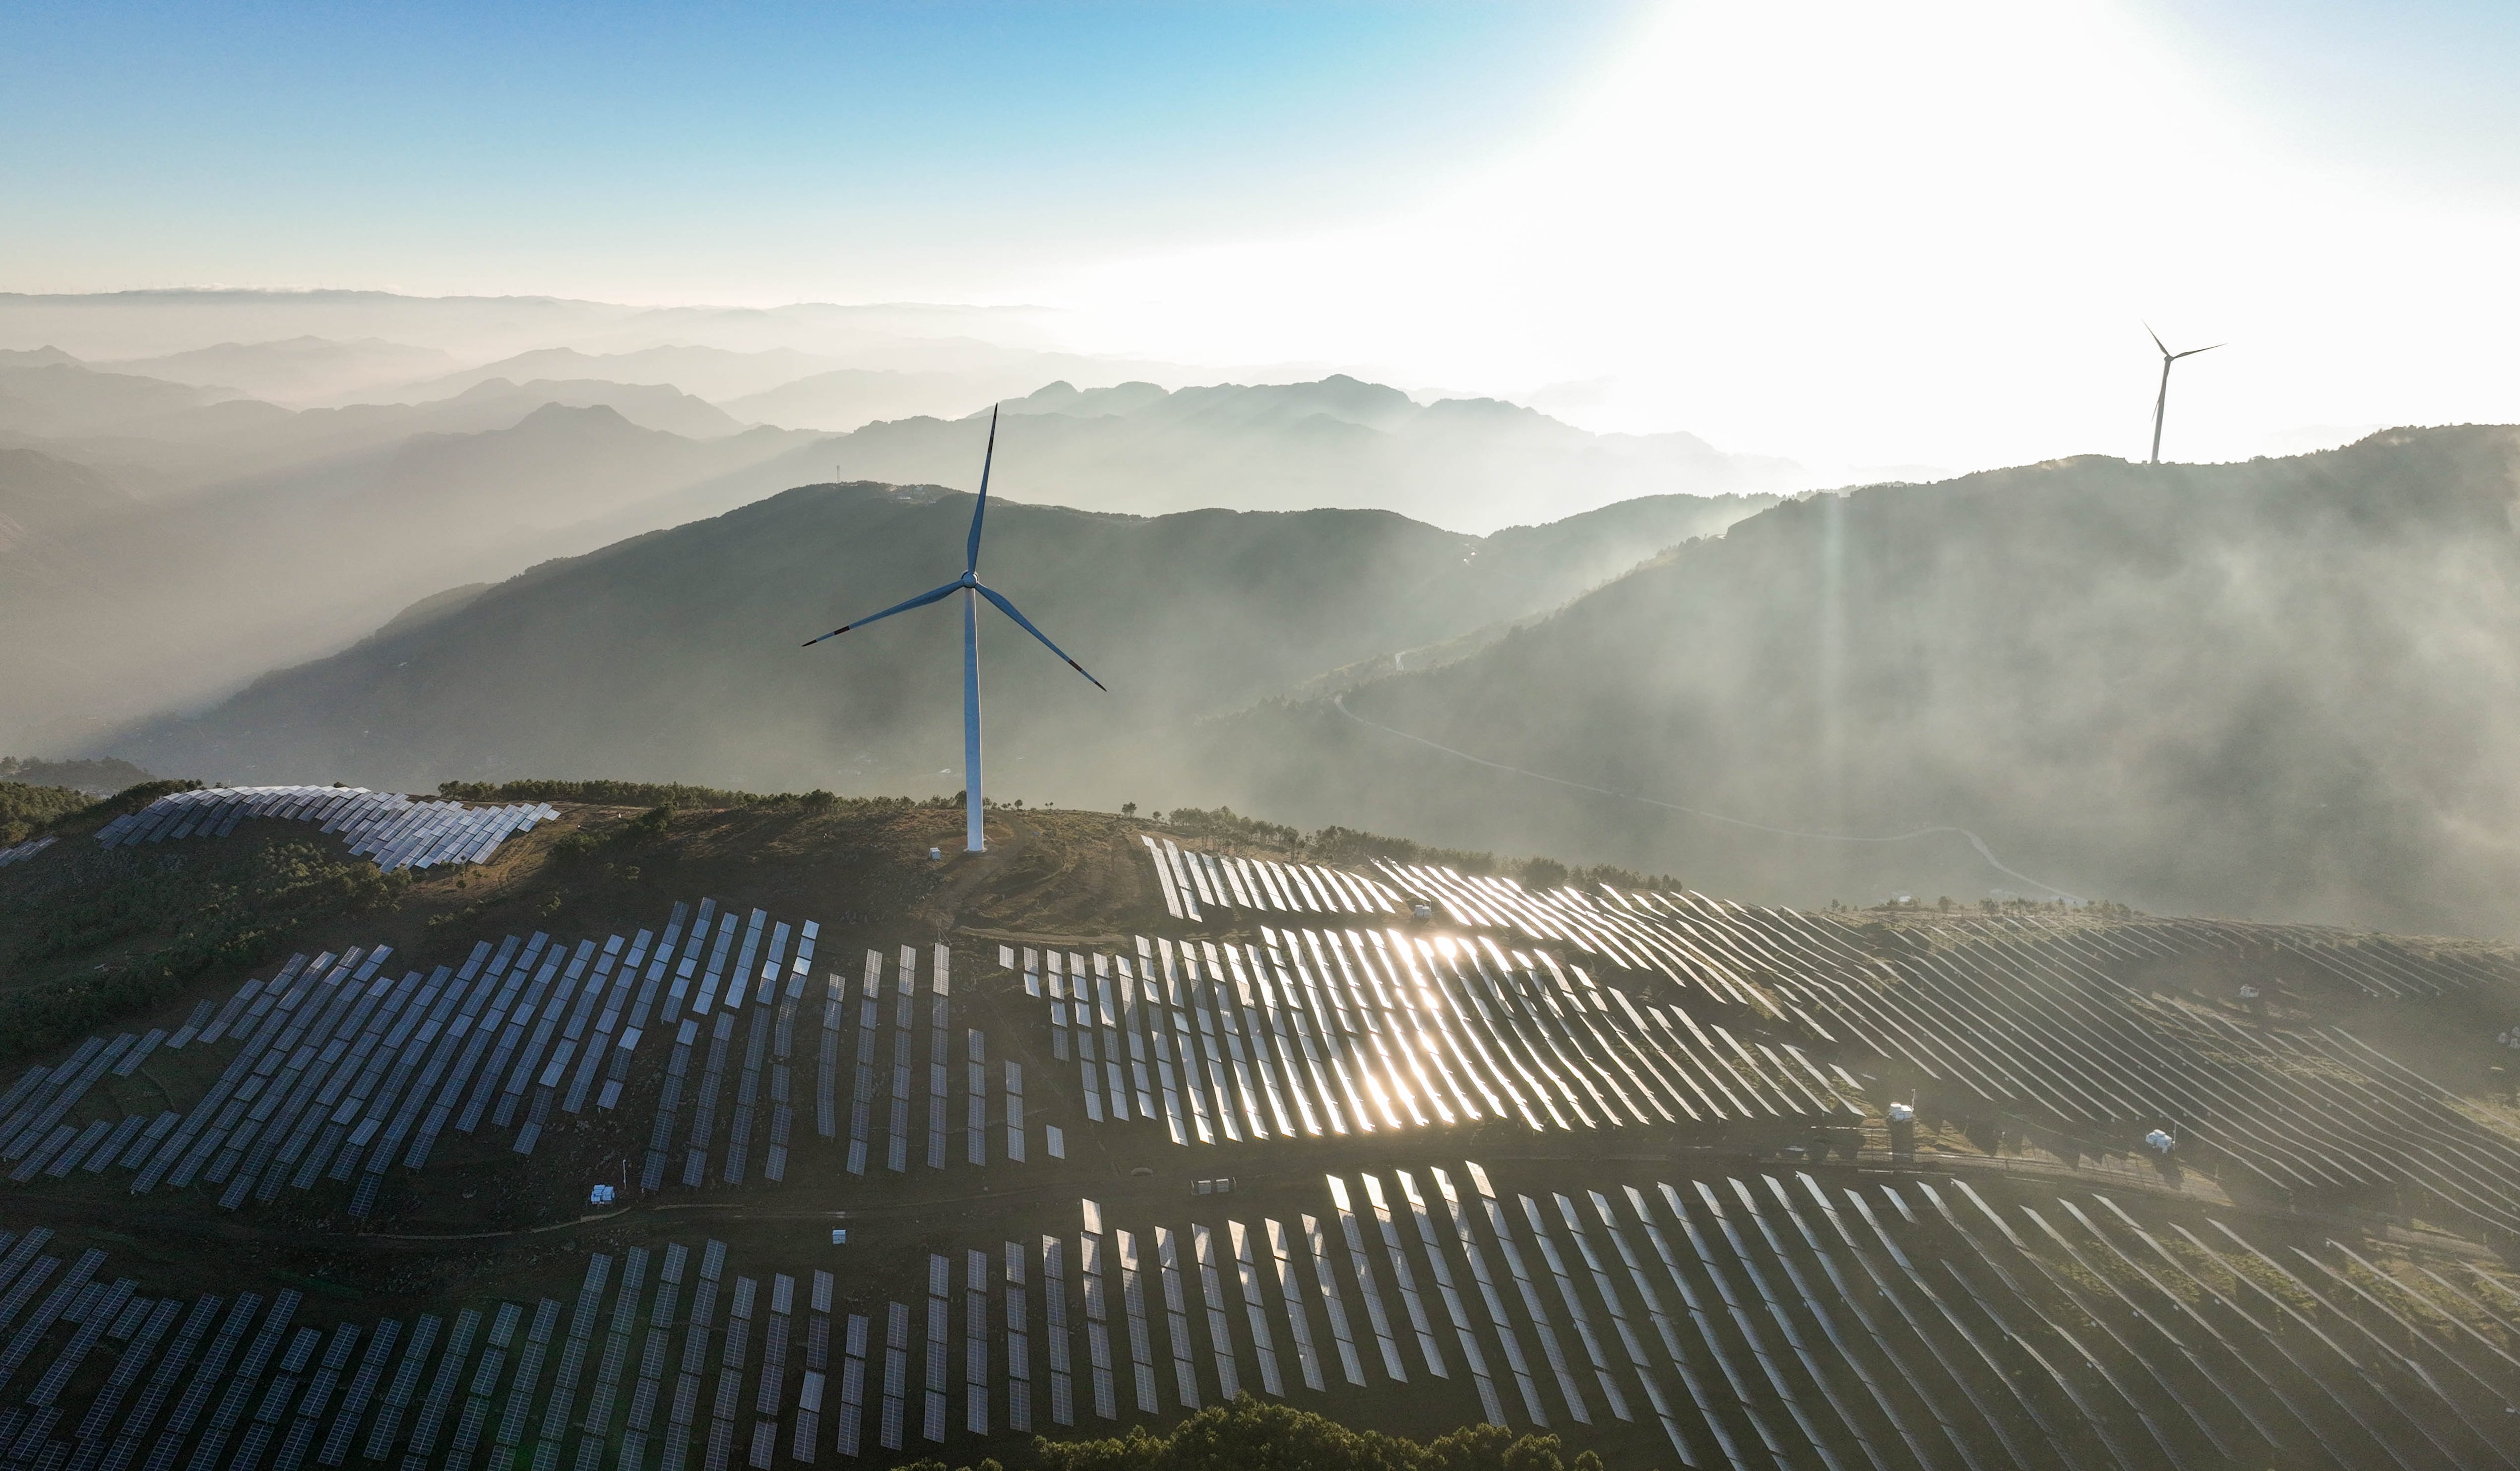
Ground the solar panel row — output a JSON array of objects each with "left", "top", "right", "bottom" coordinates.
[{"left": 92, "top": 787, "right": 556, "bottom": 872}]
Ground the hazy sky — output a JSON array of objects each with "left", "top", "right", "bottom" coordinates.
[{"left": 7, "top": 0, "right": 2519, "bottom": 472}]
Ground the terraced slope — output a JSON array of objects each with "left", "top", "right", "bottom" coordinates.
[{"left": 0, "top": 796, "right": 2512, "bottom": 1469}]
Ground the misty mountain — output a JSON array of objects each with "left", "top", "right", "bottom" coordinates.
[
  {"left": 0, "top": 447, "right": 136, "bottom": 550},
  {"left": 99, "top": 336, "right": 459, "bottom": 405},
  {"left": 400, "top": 345, "right": 849, "bottom": 406},
  {"left": 418, "top": 378, "right": 746, "bottom": 438},
  {"left": 0, "top": 360, "right": 261, "bottom": 440},
  {"left": 200, "top": 401, "right": 796, "bottom": 534},
  {"left": 0, "top": 290, "right": 1070, "bottom": 372},
  {"left": 722, "top": 366, "right": 1128, "bottom": 432},
  {"left": 391, "top": 346, "right": 1206, "bottom": 432},
  {"left": 1191, "top": 426, "right": 2520, "bottom": 939},
  {"left": 108, "top": 483, "right": 1756, "bottom": 796},
  {"left": 0, "top": 357, "right": 746, "bottom": 492},
  {"left": 0, "top": 406, "right": 823, "bottom": 750},
  {"left": 797, "top": 376, "right": 1801, "bottom": 532}
]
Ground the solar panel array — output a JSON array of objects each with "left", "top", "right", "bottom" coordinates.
[
  {"left": 0, "top": 836, "right": 55, "bottom": 869},
  {"left": 1556, "top": 887, "right": 2520, "bottom": 1241},
  {"left": 90, "top": 786, "right": 558, "bottom": 872},
  {"left": 1030, "top": 928, "right": 1861, "bottom": 1154},
  {"left": 1103, "top": 855, "right": 2520, "bottom": 1240},
  {"left": 0, "top": 890, "right": 1046, "bottom": 1219},
  {"left": 0, "top": 1143, "right": 2510, "bottom": 1471},
  {"left": 10, "top": 821, "right": 2519, "bottom": 1470},
  {"left": 1375, "top": 860, "right": 2520, "bottom": 1011},
  {"left": 1140, "top": 836, "right": 1402, "bottom": 922},
  {"left": 0, "top": 898, "right": 910, "bottom": 1215}
]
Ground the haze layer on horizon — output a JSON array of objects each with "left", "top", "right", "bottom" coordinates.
[{"left": 7, "top": 0, "right": 2519, "bottom": 477}]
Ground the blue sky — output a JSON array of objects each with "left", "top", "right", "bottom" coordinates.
[
  {"left": 4, "top": 1, "right": 2518, "bottom": 471},
  {"left": 6, "top": 0, "right": 2516, "bottom": 297},
  {"left": 3, "top": 2, "right": 1649, "bottom": 294}
]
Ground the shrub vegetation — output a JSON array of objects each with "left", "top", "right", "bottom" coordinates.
[
  {"left": 892, "top": 1397, "right": 1618, "bottom": 1471},
  {"left": 0, "top": 783, "right": 90, "bottom": 845},
  {"left": 0, "top": 832, "right": 403, "bottom": 1058}
]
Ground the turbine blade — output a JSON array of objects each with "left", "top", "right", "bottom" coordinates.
[
  {"left": 2173, "top": 343, "right": 2224, "bottom": 359},
  {"left": 2145, "top": 322, "right": 2168, "bottom": 356},
  {"left": 967, "top": 404, "right": 998, "bottom": 575},
  {"left": 976, "top": 583, "right": 1106, "bottom": 691},
  {"left": 800, "top": 579, "right": 960, "bottom": 646}
]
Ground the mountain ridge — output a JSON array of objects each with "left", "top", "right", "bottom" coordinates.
[
  {"left": 104, "top": 480, "right": 1763, "bottom": 798},
  {"left": 1191, "top": 424, "right": 2520, "bottom": 938}
]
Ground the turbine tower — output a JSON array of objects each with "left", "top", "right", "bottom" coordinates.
[
  {"left": 802, "top": 405, "right": 1105, "bottom": 853},
  {"left": 2146, "top": 325, "right": 2222, "bottom": 465}
]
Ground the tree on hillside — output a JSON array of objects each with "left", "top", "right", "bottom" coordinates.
[{"left": 1021, "top": 1396, "right": 1614, "bottom": 1471}]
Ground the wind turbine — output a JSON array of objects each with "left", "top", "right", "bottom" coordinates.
[
  {"left": 2146, "top": 325, "right": 2222, "bottom": 465},
  {"left": 802, "top": 405, "right": 1105, "bottom": 853}
]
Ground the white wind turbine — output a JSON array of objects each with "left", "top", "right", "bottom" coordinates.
[
  {"left": 2146, "top": 324, "right": 2222, "bottom": 465},
  {"left": 802, "top": 405, "right": 1105, "bottom": 852}
]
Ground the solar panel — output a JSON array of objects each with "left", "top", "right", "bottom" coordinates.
[
  {"left": 1188, "top": 1224, "right": 1241, "bottom": 1400},
  {"left": 833, "top": 1318, "right": 868, "bottom": 1458},
  {"left": 1263, "top": 1219, "right": 1327, "bottom": 1393},
  {"left": 1227, "top": 1222, "right": 1285, "bottom": 1397},
  {"left": 1519, "top": 1194, "right": 1627, "bottom": 1422},
  {"left": 1140, "top": 837, "right": 1184, "bottom": 919},
  {"left": 985, "top": 1243, "right": 1029, "bottom": 1434},
  {"left": 1041, "top": 1237, "right": 1075, "bottom": 1427},
  {"left": 1002, "top": 1061, "right": 1026, "bottom": 1163},
  {"left": 1114, "top": 1232, "right": 1159, "bottom": 1413}
]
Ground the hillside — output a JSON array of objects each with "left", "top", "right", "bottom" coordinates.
[
  {"left": 108, "top": 484, "right": 1757, "bottom": 796},
  {"left": 0, "top": 447, "right": 135, "bottom": 550},
  {"left": 0, "top": 780, "right": 2512, "bottom": 1470},
  {"left": 0, "top": 406, "right": 821, "bottom": 750},
  {"left": 1196, "top": 426, "right": 2520, "bottom": 938}
]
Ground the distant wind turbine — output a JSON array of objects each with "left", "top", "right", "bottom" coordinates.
[
  {"left": 2145, "top": 325, "right": 2222, "bottom": 465},
  {"left": 802, "top": 405, "right": 1105, "bottom": 853}
]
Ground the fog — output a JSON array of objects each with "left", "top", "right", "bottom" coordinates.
[
  {"left": 105, "top": 482, "right": 1761, "bottom": 808},
  {"left": 14, "top": 293, "right": 2520, "bottom": 938},
  {"left": 58, "top": 412, "right": 2520, "bottom": 939},
  {"left": 1, "top": 290, "right": 1791, "bottom": 753},
  {"left": 1195, "top": 428, "right": 2520, "bottom": 939}
]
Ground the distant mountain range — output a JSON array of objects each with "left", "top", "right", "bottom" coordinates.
[
  {"left": 96, "top": 336, "right": 461, "bottom": 405},
  {"left": 789, "top": 376, "right": 1804, "bottom": 531},
  {"left": 0, "top": 404, "right": 822, "bottom": 748},
  {"left": 3, "top": 288, "right": 1807, "bottom": 827},
  {"left": 0, "top": 289, "right": 1066, "bottom": 366},
  {"left": 0, "top": 354, "right": 753, "bottom": 489},
  {"left": 110, "top": 483, "right": 1760, "bottom": 800},
  {"left": 2, "top": 347, "right": 1780, "bottom": 752}
]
